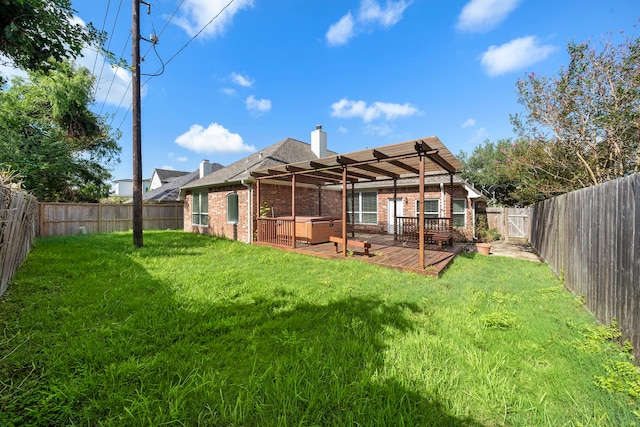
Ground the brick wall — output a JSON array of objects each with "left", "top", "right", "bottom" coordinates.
[
  {"left": 184, "top": 185, "right": 250, "bottom": 242},
  {"left": 258, "top": 184, "right": 341, "bottom": 218},
  {"left": 349, "top": 184, "right": 476, "bottom": 240},
  {"left": 185, "top": 182, "right": 476, "bottom": 242},
  {"left": 184, "top": 183, "right": 342, "bottom": 242}
]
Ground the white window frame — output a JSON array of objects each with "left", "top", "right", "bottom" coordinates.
[
  {"left": 416, "top": 199, "right": 440, "bottom": 218},
  {"left": 453, "top": 198, "right": 466, "bottom": 228},
  {"left": 192, "top": 191, "right": 208, "bottom": 226},
  {"left": 227, "top": 192, "right": 239, "bottom": 224},
  {"left": 348, "top": 191, "right": 378, "bottom": 225}
]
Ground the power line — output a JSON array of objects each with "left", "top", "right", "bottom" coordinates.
[
  {"left": 94, "top": 0, "right": 125, "bottom": 100},
  {"left": 142, "top": 0, "right": 186, "bottom": 60},
  {"left": 99, "top": 30, "right": 132, "bottom": 115},
  {"left": 106, "top": 0, "right": 174, "bottom": 121},
  {"left": 91, "top": 0, "right": 111, "bottom": 76},
  {"left": 145, "top": 0, "right": 236, "bottom": 81},
  {"left": 117, "top": 103, "right": 132, "bottom": 130},
  {"left": 110, "top": 0, "right": 237, "bottom": 130}
]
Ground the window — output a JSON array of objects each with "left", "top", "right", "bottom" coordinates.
[
  {"left": 453, "top": 199, "right": 466, "bottom": 228},
  {"left": 416, "top": 199, "right": 440, "bottom": 218},
  {"left": 347, "top": 191, "right": 378, "bottom": 224},
  {"left": 192, "top": 191, "right": 208, "bottom": 226},
  {"left": 227, "top": 192, "right": 239, "bottom": 224}
]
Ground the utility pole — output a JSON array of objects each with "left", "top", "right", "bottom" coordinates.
[{"left": 132, "top": 0, "right": 143, "bottom": 247}]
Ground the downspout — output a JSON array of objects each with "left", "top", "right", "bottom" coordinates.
[
  {"left": 241, "top": 178, "right": 254, "bottom": 244},
  {"left": 472, "top": 200, "right": 477, "bottom": 240},
  {"left": 439, "top": 183, "right": 445, "bottom": 216}
]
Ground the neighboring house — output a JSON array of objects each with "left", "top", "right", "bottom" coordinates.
[
  {"left": 110, "top": 178, "right": 150, "bottom": 197},
  {"left": 149, "top": 169, "right": 191, "bottom": 191},
  {"left": 179, "top": 126, "right": 339, "bottom": 243},
  {"left": 143, "top": 160, "right": 223, "bottom": 203},
  {"left": 181, "top": 127, "right": 486, "bottom": 243}
]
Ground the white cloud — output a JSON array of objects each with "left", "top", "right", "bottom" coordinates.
[
  {"left": 168, "top": 152, "right": 188, "bottom": 162},
  {"left": 364, "top": 123, "right": 393, "bottom": 136},
  {"left": 374, "top": 101, "right": 418, "bottom": 120},
  {"left": 331, "top": 98, "right": 419, "bottom": 122},
  {"left": 80, "top": 49, "right": 132, "bottom": 107},
  {"left": 326, "top": 0, "right": 410, "bottom": 46},
  {"left": 326, "top": 13, "right": 355, "bottom": 46},
  {"left": 338, "top": 126, "right": 349, "bottom": 134},
  {"left": 457, "top": 0, "right": 520, "bottom": 33},
  {"left": 480, "top": 36, "right": 556, "bottom": 76},
  {"left": 231, "top": 72, "right": 253, "bottom": 87},
  {"left": 359, "top": 0, "right": 410, "bottom": 27},
  {"left": 469, "top": 127, "right": 488, "bottom": 143},
  {"left": 175, "top": 123, "right": 255, "bottom": 154},
  {"left": 174, "top": 0, "right": 254, "bottom": 39},
  {"left": 70, "top": 16, "right": 132, "bottom": 108},
  {"left": 221, "top": 87, "right": 236, "bottom": 96},
  {"left": 462, "top": 118, "right": 476, "bottom": 128},
  {"left": 245, "top": 95, "right": 271, "bottom": 114}
]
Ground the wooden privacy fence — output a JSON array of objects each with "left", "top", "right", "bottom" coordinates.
[
  {"left": 530, "top": 173, "right": 640, "bottom": 361},
  {"left": 39, "top": 203, "right": 184, "bottom": 237},
  {"left": 0, "top": 185, "right": 38, "bottom": 298}
]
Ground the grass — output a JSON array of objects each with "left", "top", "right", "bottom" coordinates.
[{"left": 1, "top": 230, "right": 638, "bottom": 426}]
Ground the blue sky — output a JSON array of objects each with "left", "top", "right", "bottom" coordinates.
[{"left": 8, "top": 0, "right": 640, "bottom": 180}]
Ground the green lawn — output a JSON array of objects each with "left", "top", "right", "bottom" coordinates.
[{"left": 1, "top": 231, "right": 638, "bottom": 426}]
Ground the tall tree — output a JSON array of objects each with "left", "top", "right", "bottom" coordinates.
[
  {"left": 0, "top": 0, "right": 103, "bottom": 80},
  {"left": 458, "top": 138, "right": 520, "bottom": 206},
  {"left": 510, "top": 32, "right": 640, "bottom": 200},
  {"left": 0, "top": 62, "right": 121, "bottom": 202}
]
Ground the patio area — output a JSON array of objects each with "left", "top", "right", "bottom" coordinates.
[
  {"left": 251, "top": 136, "right": 466, "bottom": 276},
  {"left": 259, "top": 233, "right": 464, "bottom": 277}
]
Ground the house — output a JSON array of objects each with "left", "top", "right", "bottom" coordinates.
[
  {"left": 180, "top": 127, "right": 485, "bottom": 247},
  {"left": 110, "top": 178, "right": 150, "bottom": 197},
  {"left": 179, "top": 126, "right": 339, "bottom": 243},
  {"left": 143, "top": 160, "right": 223, "bottom": 203},
  {"left": 149, "top": 168, "right": 191, "bottom": 191}
]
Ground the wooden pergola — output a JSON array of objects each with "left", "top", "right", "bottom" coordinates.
[{"left": 251, "top": 136, "right": 463, "bottom": 269}]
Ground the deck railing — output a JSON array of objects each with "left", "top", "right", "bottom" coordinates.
[
  {"left": 396, "top": 216, "right": 452, "bottom": 243},
  {"left": 256, "top": 217, "right": 295, "bottom": 248}
]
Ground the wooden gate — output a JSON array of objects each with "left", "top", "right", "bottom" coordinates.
[
  {"left": 507, "top": 208, "right": 528, "bottom": 239},
  {"left": 486, "top": 207, "right": 530, "bottom": 241}
]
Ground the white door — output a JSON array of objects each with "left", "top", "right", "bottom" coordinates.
[{"left": 387, "top": 198, "right": 404, "bottom": 234}]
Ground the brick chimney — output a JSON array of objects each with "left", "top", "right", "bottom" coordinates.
[
  {"left": 200, "top": 159, "right": 212, "bottom": 178},
  {"left": 311, "top": 125, "right": 327, "bottom": 158}
]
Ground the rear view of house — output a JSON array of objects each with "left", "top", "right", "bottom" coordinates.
[
  {"left": 180, "top": 127, "right": 486, "bottom": 247},
  {"left": 179, "top": 126, "right": 339, "bottom": 243}
]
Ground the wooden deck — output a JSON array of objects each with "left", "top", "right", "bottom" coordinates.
[{"left": 255, "top": 233, "right": 463, "bottom": 277}]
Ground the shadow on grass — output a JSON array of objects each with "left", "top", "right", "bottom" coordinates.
[
  {"left": 193, "top": 295, "right": 484, "bottom": 426},
  {"left": 1, "top": 232, "right": 483, "bottom": 426}
]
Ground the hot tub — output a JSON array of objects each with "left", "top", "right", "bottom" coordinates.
[{"left": 277, "top": 216, "right": 342, "bottom": 244}]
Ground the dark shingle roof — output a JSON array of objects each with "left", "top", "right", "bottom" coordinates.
[
  {"left": 154, "top": 169, "right": 191, "bottom": 184},
  {"left": 143, "top": 170, "right": 200, "bottom": 202},
  {"left": 181, "top": 138, "right": 336, "bottom": 191}
]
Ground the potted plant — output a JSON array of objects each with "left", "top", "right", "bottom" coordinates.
[
  {"left": 475, "top": 214, "right": 500, "bottom": 255},
  {"left": 476, "top": 240, "right": 492, "bottom": 255}
]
